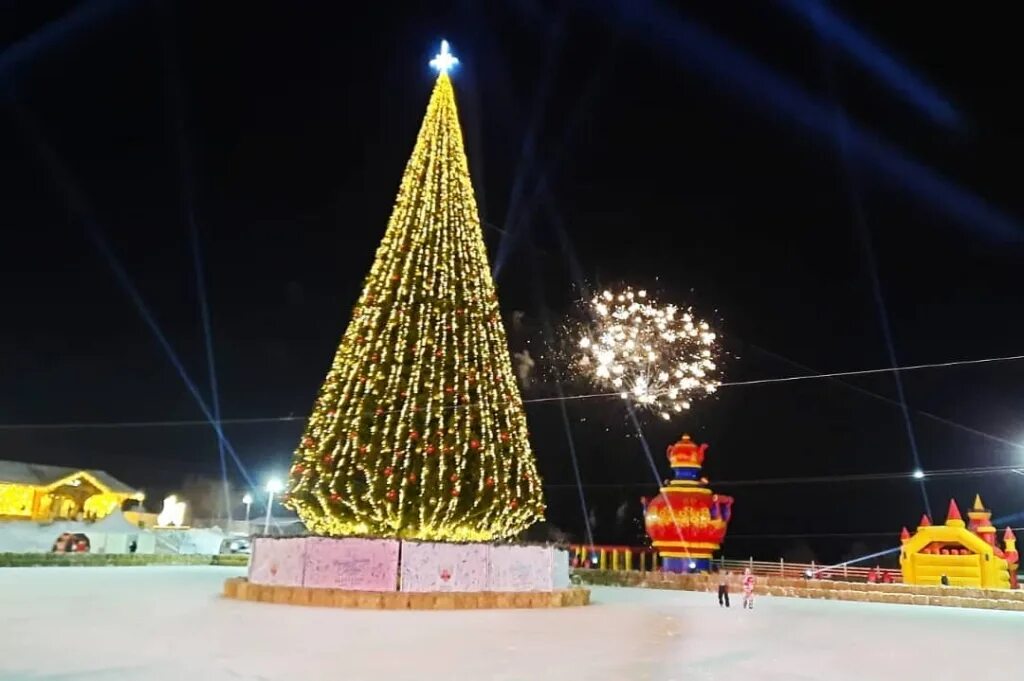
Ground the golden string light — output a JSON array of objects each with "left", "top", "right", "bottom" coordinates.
[
  {"left": 576, "top": 287, "right": 720, "bottom": 420},
  {"left": 284, "top": 52, "right": 544, "bottom": 541}
]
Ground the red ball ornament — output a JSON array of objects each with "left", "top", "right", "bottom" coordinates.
[
  {"left": 444, "top": 386, "right": 454, "bottom": 394},
  {"left": 292, "top": 463, "right": 305, "bottom": 473},
  {"left": 509, "top": 500, "right": 518, "bottom": 509},
  {"left": 358, "top": 445, "right": 368, "bottom": 454},
  {"left": 485, "top": 476, "right": 495, "bottom": 487},
  {"left": 408, "top": 473, "right": 418, "bottom": 483},
  {"left": 326, "top": 410, "right": 336, "bottom": 418},
  {"left": 383, "top": 466, "right": 393, "bottom": 476},
  {"left": 425, "top": 445, "right": 436, "bottom": 455},
  {"left": 470, "top": 439, "right": 480, "bottom": 450},
  {"left": 322, "top": 454, "right": 333, "bottom": 464},
  {"left": 500, "top": 432, "right": 510, "bottom": 443},
  {"left": 375, "top": 408, "right": 385, "bottom": 416},
  {"left": 330, "top": 493, "right": 341, "bottom": 503},
  {"left": 450, "top": 474, "right": 459, "bottom": 482},
  {"left": 435, "top": 350, "right": 443, "bottom": 358},
  {"left": 386, "top": 489, "right": 397, "bottom": 501},
  {"left": 410, "top": 431, "right": 420, "bottom": 441},
  {"left": 391, "top": 274, "right": 400, "bottom": 282},
  {"left": 451, "top": 488, "right": 460, "bottom": 497},
  {"left": 303, "top": 437, "right": 315, "bottom": 447}
]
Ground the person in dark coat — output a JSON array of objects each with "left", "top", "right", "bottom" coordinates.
[{"left": 717, "top": 570, "right": 731, "bottom": 607}]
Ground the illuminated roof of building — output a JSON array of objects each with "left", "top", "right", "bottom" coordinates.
[{"left": 0, "top": 460, "right": 139, "bottom": 495}]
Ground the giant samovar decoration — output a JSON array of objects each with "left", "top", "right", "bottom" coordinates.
[{"left": 643, "top": 435, "right": 733, "bottom": 573}]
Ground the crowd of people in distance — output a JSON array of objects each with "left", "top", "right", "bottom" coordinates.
[
  {"left": 51, "top": 532, "right": 90, "bottom": 553},
  {"left": 866, "top": 566, "right": 896, "bottom": 584}
]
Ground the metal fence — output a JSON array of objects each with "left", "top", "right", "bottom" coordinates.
[
  {"left": 717, "top": 558, "right": 900, "bottom": 583},
  {"left": 568, "top": 545, "right": 901, "bottom": 583}
]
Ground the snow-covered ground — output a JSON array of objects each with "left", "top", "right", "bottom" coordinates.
[{"left": 0, "top": 567, "right": 1015, "bottom": 680}]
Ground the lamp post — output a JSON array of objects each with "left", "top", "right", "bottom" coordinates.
[
  {"left": 242, "top": 493, "right": 253, "bottom": 527},
  {"left": 263, "top": 479, "right": 282, "bottom": 535}
]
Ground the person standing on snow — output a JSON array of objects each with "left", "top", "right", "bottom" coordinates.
[
  {"left": 742, "top": 568, "right": 756, "bottom": 609},
  {"left": 717, "top": 570, "right": 731, "bottom": 607}
]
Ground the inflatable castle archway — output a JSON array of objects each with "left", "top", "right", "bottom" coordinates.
[{"left": 900, "top": 495, "right": 1018, "bottom": 589}]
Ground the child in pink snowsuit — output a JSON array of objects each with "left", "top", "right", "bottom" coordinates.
[{"left": 742, "top": 568, "right": 755, "bottom": 609}]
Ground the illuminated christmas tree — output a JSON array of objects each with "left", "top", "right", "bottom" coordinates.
[{"left": 285, "top": 42, "right": 545, "bottom": 541}]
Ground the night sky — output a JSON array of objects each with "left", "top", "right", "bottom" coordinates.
[{"left": 3, "top": 1, "right": 1024, "bottom": 564}]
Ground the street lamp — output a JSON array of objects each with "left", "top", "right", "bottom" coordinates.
[
  {"left": 263, "top": 479, "right": 282, "bottom": 535},
  {"left": 242, "top": 493, "right": 253, "bottom": 526}
]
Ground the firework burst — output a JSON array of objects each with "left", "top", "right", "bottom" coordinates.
[{"left": 576, "top": 287, "right": 720, "bottom": 419}]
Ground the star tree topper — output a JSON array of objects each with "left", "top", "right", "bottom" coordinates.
[{"left": 430, "top": 40, "right": 459, "bottom": 73}]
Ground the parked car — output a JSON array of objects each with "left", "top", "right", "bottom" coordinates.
[{"left": 221, "top": 537, "right": 251, "bottom": 554}]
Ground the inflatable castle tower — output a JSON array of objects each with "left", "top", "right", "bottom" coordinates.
[
  {"left": 643, "top": 435, "right": 733, "bottom": 573},
  {"left": 900, "top": 495, "right": 1019, "bottom": 589}
]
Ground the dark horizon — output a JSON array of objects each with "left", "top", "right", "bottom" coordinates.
[{"left": 4, "top": 1, "right": 1024, "bottom": 565}]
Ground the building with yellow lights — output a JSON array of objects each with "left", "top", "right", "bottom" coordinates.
[
  {"left": 900, "top": 496, "right": 1019, "bottom": 589},
  {"left": 0, "top": 460, "right": 144, "bottom": 522}
]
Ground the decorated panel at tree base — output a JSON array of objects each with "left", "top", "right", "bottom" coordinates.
[
  {"left": 400, "top": 541, "right": 490, "bottom": 592},
  {"left": 249, "top": 537, "right": 308, "bottom": 586},
  {"left": 303, "top": 537, "right": 400, "bottom": 591},
  {"left": 245, "top": 537, "right": 571, "bottom": 596}
]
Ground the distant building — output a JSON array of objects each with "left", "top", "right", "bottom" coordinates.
[{"left": 0, "top": 460, "right": 144, "bottom": 521}]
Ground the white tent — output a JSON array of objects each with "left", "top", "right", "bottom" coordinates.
[
  {"left": 88, "top": 512, "right": 155, "bottom": 554},
  {"left": 0, "top": 513, "right": 155, "bottom": 554}
]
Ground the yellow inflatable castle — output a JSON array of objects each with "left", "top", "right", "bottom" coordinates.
[{"left": 900, "top": 496, "right": 1019, "bottom": 589}]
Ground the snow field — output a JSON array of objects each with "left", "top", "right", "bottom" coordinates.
[{"left": 0, "top": 567, "right": 1015, "bottom": 680}]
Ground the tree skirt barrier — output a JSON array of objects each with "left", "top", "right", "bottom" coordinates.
[{"left": 224, "top": 537, "right": 588, "bottom": 609}]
